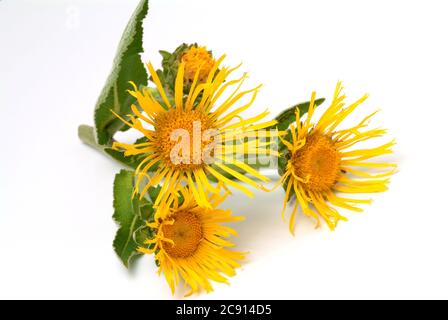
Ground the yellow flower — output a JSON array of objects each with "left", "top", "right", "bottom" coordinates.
[
  {"left": 181, "top": 46, "right": 215, "bottom": 83},
  {"left": 138, "top": 188, "right": 245, "bottom": 296},
  {"left": 113, "top": 56, "right": 277, "bottom": 218},
  {"left": 280, "top": 82, "right": 396, "bottom": 234}
]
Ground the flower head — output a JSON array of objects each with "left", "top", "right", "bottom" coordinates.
[
  {"left": 181, "top": 46, "right": 215, "bottom": 83},
  {"left": 138, "top": 188, "right": 245, "bottom": 296},
  {"left": 280, "top": 82, "right": 396, "bottom": 234},
  {"left": 113, "top": 55, "right": 277, "bottom": 218}
]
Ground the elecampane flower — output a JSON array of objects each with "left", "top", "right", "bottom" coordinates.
[
  {"left": 280, "top": 82, "right": 396, "bottom": 234},
  {"left": 113, "top": 56, "right": 277, "bottom": 218},
  {"left": 138, "top": 188, "right": 245, "bottom": 296}
]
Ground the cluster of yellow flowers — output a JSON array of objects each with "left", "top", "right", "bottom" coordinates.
[{"left": 110, "top": 46, "right": 396, "bottom": 296}]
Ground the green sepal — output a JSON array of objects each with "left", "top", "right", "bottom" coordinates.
[
  {"left": 93, "top": 0, "right": 149, "bottom": 146},
  {"left": 156, "top": 44, "right": 188, "bottom": 95}
]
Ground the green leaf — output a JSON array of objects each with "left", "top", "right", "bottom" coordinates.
[
  {"left": 94, "top": 0, "right": 149, "bottom": 146},
  {"left": 275, "top": 98, "right": 325, "bottom": 131},
  {"left": 147, "top": 185, "right": 162, "bottom": 204},
  {"left": 113, "top": 170, "right": 146, "bottom": 268},
  {"left": 158, "top": 50, "right": 171, "bottom": 60},
  {"left": 78, "top": 124, "right": 105, "bottom": 153}
]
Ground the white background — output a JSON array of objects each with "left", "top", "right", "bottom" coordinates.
[{"left": 1, "top": 0, "right": 447, "bottom": 300}]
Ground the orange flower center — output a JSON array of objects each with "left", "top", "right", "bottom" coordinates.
[
  {"left": 181, "top": 46, "right": 215, "bottom": 83},
  {"left": 162, "top": 211, "right": 203, "bottom": 258},
  {"left": 291, "top": 133, "right": 341, "bottom": 192},
  {"left": 154, "top": 109, "right": 216, "bottom": 170}
]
